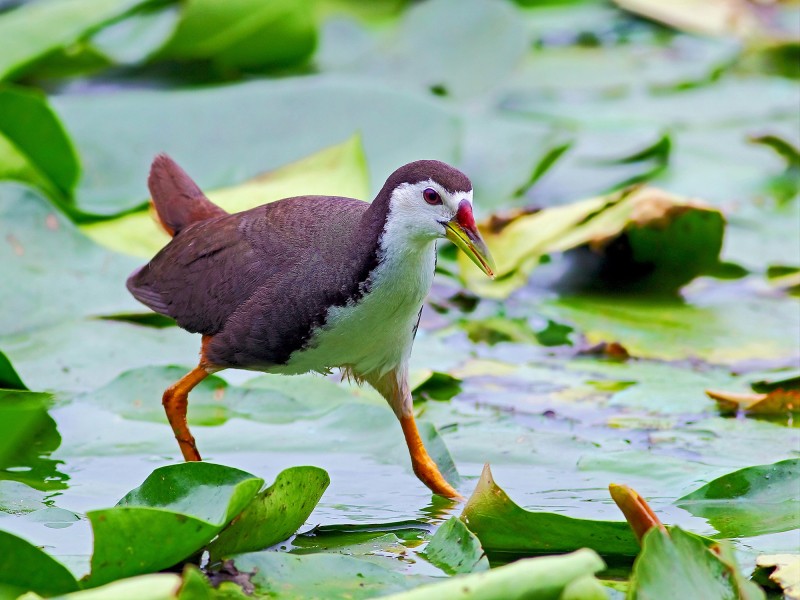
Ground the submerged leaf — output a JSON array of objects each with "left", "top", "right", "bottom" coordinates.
[
  {"left": 421, "top": 517, "right": 489, "bottom": 575},
  {"left": 676, "top": 458, "right": 800, "bottom": 538},
  {"left": 208, "top": 466, "right": 330, "bottom": 559},
  {"left": 460, "top": 464, "right": 639, "bottom": 558}
]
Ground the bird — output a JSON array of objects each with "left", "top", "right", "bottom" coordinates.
[{"left": 126, "top": 154, "right": 495, "bottom": 499}]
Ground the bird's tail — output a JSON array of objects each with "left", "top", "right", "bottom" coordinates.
[{"left": 148, "top": 153, "right": 227, "bottom": 237}]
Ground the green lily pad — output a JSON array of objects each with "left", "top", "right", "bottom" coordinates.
[
  {"left": 81, "top": 135, "right": 369, "bottom": 258},
  {"left": 381, "top": 548, "right": 606, "bottom": 600},
  {"left": 155, "top": 0, "right": 315, "bottom": 72},
  {"left": 208, "top": 466, "right": 330, "bottom": 559},
  {"left": 540, "top": 291, "right": 800, "bottom": 365},
  {"left": 228, "top": 552, "right": 422, "bottom": 599},
  {"left": 0, "top": 0, "right": 147, "bottom": 81},
  {"left": 0, "top": 87, "right": 79, "bottom": 204},
  {"left": 676, "top": 459, "right": 800, "bottom": 538},
  {"left": 0, "top": 529, "right": 79, "bottom": 597},
  {"left": 461, "top": 464, "right": 639, "bottom": 559},
  {"left": 85, "top": 462, "right": 263, "bottom": 587},
  {"left": 0, "top": 184, "right": 141, "bottom": 336},
  {"left": 421, "top": 517, "right": 489, "bottom": 575},
  {"left": 628, "top": 527, "right": 765, "bottom": 600},
  {"left": 51, "top": 76, "right": 459, "bottom": 216}
]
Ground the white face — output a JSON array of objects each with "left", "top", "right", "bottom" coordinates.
[{"left": 386, "top": 180, "right": 474, "bottom": 243}]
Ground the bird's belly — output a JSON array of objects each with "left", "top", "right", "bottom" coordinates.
[{"left": 274, "top": 246, "right": 435, "bottom": 378}]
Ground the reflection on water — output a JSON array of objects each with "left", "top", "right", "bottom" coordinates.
[{"left": 0, "top": 393, "right": 68, "bottom": 495}]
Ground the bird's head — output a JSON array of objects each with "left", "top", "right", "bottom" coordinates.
[{"left": 379, "top": 160, "right": 496, "bottom": 278}]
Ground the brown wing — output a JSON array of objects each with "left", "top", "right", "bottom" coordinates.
[{"left": 127, "top": 196, "right": 379, "bottom": 367}]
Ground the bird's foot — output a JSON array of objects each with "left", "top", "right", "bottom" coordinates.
[{"left": 413, "top": 458, "right": 463, "bottom": 500}]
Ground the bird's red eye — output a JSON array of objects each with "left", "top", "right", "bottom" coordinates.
[{"left": 423, "top": 188, "right": 442, "bottom": 205}]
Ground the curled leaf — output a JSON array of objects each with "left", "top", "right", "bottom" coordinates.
[{"left": 609, "top": 483, "right": 666, "bottom": 544}]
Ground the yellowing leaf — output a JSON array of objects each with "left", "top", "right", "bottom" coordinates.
[
  {"left": 706, "top": 388, "right": 800, "bottom": 417},
  {"left": 613, "top": 0, "right": 764, "bottom": 39},
  {"left": 81, "top": 135, "right": 369, "bottom": 257},
  {"left": 755, "top": 554, "right": 800, "bottom": 600},
  {"left": 459, "top": 186, "right": 725, "bottom": 299}
]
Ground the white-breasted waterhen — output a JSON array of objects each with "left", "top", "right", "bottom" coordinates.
[{"left": 127, "top": 155, "right": 495, "bottom": 498}]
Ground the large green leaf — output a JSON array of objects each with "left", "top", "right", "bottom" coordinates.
[
  {"left": 31, "top": 574, "right": 183, "bottom": 600},
  {"left": 0, "top": 87, "right": 79, "bottom": 202},
  {"left": 0, "top": 530, "right": 79, "bottom": 597},
  {"left": 320, "top": 0, "right": 528, "bottom": 100},
  {"left": 0, "top": 0, "right": 147, "bottom": 81},
  {"left": 676, "top": 459, "right": 800, "bottom": 538},
  {"left": 81, "top": 135, "right": 369, "bottom": 257},
  {"left": 85, "top": 462, "right": 263, "bottom": 587},
  {"left": 540, "top": 292, "right": 800, "bottom": 365},
  {"left": 421, "top": 517, "right": 489, "bottom": 575},
  {"left": 208, "top": 466, "right": 330, "bottom": 559},
  {"left": 51, "top": 76, "right": 459, "bottom": 216},
  {"left": 155, "top": 0, "right": 316, "bottom": 71},
  {"left": 0, "top": 183, "right": 141, "bottom": 336},
  {"left": 381, "top": 549, "right": 606, "bottom": 600},
  {"left": 461, "top": 464, "right": 639, "bottom": 558},
  {"left": 628, "top": 527, "right": 765, "bottom": 600}
]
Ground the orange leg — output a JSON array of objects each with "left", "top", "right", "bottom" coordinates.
[
  {"left": 364, "top": 367, "right": 462, "bottom": 499},
  {"left": 162, "top": 365, "right": 209, "bottom": 461},
  {"left": 400, "top": 413, "right": 462, "bottom": 500}
]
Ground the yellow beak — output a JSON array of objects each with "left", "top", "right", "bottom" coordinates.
[{"left": 444, "top": 201, "right": 495, "bottom": 278}]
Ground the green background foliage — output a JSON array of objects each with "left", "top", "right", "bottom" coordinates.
[{"left": 0, "top": 0, "right": 798, "bottom": 598}]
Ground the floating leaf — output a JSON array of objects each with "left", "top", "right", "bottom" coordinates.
[
  {"left": 208, "top": 466, "right": 330, "bottom": 559},
  {"left": 52, "top": 77, "right": 459, "bottom": 216},
  {"left": 82, "top": 135, "right": 369, "bottom": 257},
  {"left": 628, "top": 527, "right": 765, "bottom": 600},
  {"left": 460, "top": 464, "right": 639, "bottom": 558},
  {"left": 381, "top": 549, "right": 606, "bottom": 600},
  {"left": 0, "top": 530, "right": 79, "bottom": 597},
  {"left": 459, "top": 186, "right": 724, "bottom": 298},
  {"left": 676, "top": 459, "right": 800, "bottom": 538},
  {"left": 228, "top": 552, "right": 420, "bottom": 599},
  {"left": 0, "top": 184, "right": 141, "bottom": 336},
  {"left": 85, "top": 462, "right": 263, "bottom": 587},
  {"left": 155, "top": 0, "right": 316, "bottom": 71},
  {"left": 0, "top": 87, "right": 79, "bottom": 203},
  {"left": 0, "top": 0, "right": 147, "bottom": 81},
  {"left": 421, "top": 517, "right": 488, "bottom": 575},
  {"left": 754, "top": 554, "right": 800, "bottom": 600},
  {"left": 26, "top": 574, "right": 184, "bottom": 600}
]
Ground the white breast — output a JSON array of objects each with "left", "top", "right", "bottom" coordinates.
[{"left": 275, "top": 240, "right": 437, "bottom": 378}]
